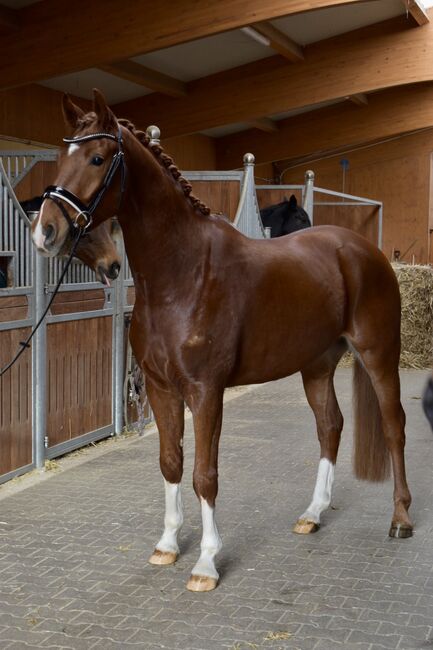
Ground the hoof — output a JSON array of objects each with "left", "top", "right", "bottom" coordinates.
[
  {"left": 148, "top": 549, "right": 178, "bottom": 565},
  {"left": 389, "top": 523, "right": 413, "bottom": 539},
  {"left": 186, "top": 574, "right": 218, "bottom": 592},
  {"left": 293, "top": 518, "right": 320, "bottom": 535}
]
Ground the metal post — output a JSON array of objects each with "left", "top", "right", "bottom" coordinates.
[
  {"left": 32, "top": 250, "right": 47, "bottom": 469},
  {"left": 378, "top": 204, "right": 383, "bottom": 249},
  {"left": 112, "top": 239, "right": 126, "bottom": 435},
  {"left": 303, "top": 170, "right": 315, "bottom": 225},
  {"left": 146, "top": 125, "right": 161, "bottom": 146}
]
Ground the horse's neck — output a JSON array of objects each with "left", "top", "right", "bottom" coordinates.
[{"left": 119, "top": 137, "right": 206, "bottom": 294}]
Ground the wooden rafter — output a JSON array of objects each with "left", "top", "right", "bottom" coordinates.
[
  {"left": 0, "top": 0, "right": 388, "bottom": 89},
  {"left": 113, "top": 13, "right": 433, "bottom": 138},
  {"left": 248, "top": 22, "right": 304, "bottom": 62},
  {"left": 247, "top": 118, "right": 279, "bottom": 133},
  {"left": 215, "top": 84, "right": 433, "bottom": 168},
  {"left": 348, "top": 93, "right": 368, "bottom": 106},
  {"left": 403, "top": 0, "right": 430, "bottom": 25},
  {"left": 99, "top": 61, "right": 187, "bottom": 98}
]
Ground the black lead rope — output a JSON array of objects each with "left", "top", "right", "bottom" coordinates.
[{"left": 0, "top": 229, "right": 85, "bottom": 377}]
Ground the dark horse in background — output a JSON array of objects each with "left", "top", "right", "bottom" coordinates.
[
  {"left": 260, "top": 194, "right": 311, "bottom": 237},
  {"left": 20, "top": 196, "right": 121, "bottom": 286},
  {"left": 31, "top": 90, "right": 413, "bottom": 593}
]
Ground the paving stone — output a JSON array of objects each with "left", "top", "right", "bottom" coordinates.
[{"left": 0, "top": 370, "right": 432, "bottom": 649}]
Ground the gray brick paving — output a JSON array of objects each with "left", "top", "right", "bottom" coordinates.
[{"left": 0, "top": 369, "right": 433, "bottom": 649}]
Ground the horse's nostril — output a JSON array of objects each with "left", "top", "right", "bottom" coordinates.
[
  {"left": 44, "top": 224, "right": 56, "bottom": 244},
  {"left": 109, "top": 262, "right": 120, "bottom": 278}
]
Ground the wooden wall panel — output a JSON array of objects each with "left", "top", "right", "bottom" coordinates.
[
  {"left": 189, "top": 180, "right": 240, "bottom": 221},
  {"left": 313, "top": 204, "right": 379, "bottom": 244},
  {"left": 0, "top": 327, "right": 32, "bottom": 474},
  {"left": 46, "top": 316, "right": 112, "bottom": 447},
  {"left": 163, "top": 134, "right": 216, "bottom": 171},
  {"left": 284, "top": 130, "right": 433, "bottom": 264},
  {"left": 0, "top": 295, "right": 28, "bottom": 322}
]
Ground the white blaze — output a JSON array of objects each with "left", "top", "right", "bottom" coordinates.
[{"left": 68, "top": 143, "right": 80, "bottom": 156}]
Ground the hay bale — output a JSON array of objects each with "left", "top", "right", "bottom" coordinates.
[
  {"left": 338, "top": 263, "right": 433, "bottom": 370},
  {"left": 393, "top": 263, "right": 433, "bottom": 369}
]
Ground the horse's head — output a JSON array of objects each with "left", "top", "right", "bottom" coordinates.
[
  {"left": 31, "top": 89, "right": 125, "bottom": 257},
  {"left": 65, "top": 220, "right": 121, "bottom": 286},
  {"left": 281, "top": 194, "right": 311, "bottom": 235},
  {"left": 25, "top": 196, "right": 120, "bottom": 284}
]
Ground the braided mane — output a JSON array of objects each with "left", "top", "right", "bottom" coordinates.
[{"left": 118, "top": 118, "right": 211, "bottom": 217}]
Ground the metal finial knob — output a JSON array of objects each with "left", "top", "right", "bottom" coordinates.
[
  {"left": 305, "top": 170, "right": 315, "bottom": 180},
  {"left": 146, "top": 125, "right": 161, "bottom": 144},
  {"left": 243, "top": 152, "right": 255, "bottom": 165}
]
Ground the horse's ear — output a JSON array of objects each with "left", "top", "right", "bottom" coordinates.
[
  {"left": 62, "top": 94, "right": 85, "bottom": 129},
  {"left": 289, "top": 194, "right": 298, "bottom": 208},
  {"left": 93, "top": 88, "right": 117, "bottom": 131}
]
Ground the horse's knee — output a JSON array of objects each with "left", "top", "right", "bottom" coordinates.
[
  {"left": 160, "top": 450, "right": 183, "bottom": 484},
  {"left": 193, "top": 467, "right": 218, "bottom": 505}
]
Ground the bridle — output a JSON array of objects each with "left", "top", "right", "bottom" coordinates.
[{"left": 42, "top": 126, "right": 126, "bottom": 235}]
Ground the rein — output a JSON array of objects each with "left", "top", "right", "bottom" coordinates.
[{"left": 0, "top": 228, "right": 86, "bottom": 377}]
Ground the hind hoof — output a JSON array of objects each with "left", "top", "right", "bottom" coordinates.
[
  {"left": 389, "top": 523, "right": 413, "bottom": 539},
  {"left": 148, "top": 549, "right": 178, "bottom": 565},
  {"left": 293, "top": 519, "right": 320, "bottom": 535},
  {"left": 186, "top": 574, "right": 218, "bottom": 592}
]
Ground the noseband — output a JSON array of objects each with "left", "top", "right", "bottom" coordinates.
[{"left": 43, "top": 127, "right": 126, "bottom": 235}]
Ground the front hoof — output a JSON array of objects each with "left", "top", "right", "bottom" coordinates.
[
  {"left": 186, "top": 574, "right": 218, "bottom": 592},
  {"left": 148, "top": 549, "right": 178, "bottom": 565},
  {"left": 293, "top": 518, "right": 320, "bottom": 535},
  {"left": 389, "top": 523, "right": 413, "bottom": 539}
]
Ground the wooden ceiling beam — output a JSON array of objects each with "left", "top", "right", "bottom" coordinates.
[
  {"left": 215, "top": 84, "right": 433, "bottom": 168},
  {"left": 113, "top": 13, "right": 433, "bottom": 138},
  {"left": 249, "top": 22, "right": 304, "bottom": 62},
  {"left": 347, "top": 93, "right": 368, "bottom": 106},
  {"left": 0, "top": 0, "right": 371, "bottom": 89},
  {"left": 0, "top": 4, "right": 19, "bottom": 32},
  {"left": 99, "top": 61, "right": 187, "bottom": 98},
  {"left": 403, "top": 0, "right": 430, "bottom": 25},
  {"left": 247, "top": 117, "right": 279, "bottom": 133}
]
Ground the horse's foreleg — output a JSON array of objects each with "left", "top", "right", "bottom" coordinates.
[
  {"left": 146, "top": 380, "right": 185, "bottom": 565},
  {"left": 187, "top": 389, "right": 223, "bottom": 592},
  {"left": 295, "top": 349, "right": 344, "bottom": 534}
]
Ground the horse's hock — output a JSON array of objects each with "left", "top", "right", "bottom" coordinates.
[{"left": 393, "top": 263, "right": 433, "bottom": 369}]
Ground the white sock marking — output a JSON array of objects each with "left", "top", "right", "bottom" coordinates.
[
  {"left": 191, "top": 498, "right": 222, "bottom": 580},
  {"left": 155, "top": 480, "right": 183, "bottom": 554},
  {"left": 300, "top": 458, "right": 335, "bottom": 524}
]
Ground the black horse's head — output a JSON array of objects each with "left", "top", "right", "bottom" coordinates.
[
  {"left": 260, "top": 194, "right": 311, "bottom": 237},
  {"left": 281, "top": 194, "right": 311, "bottom": 235}
]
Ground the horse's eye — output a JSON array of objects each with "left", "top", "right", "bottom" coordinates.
[{"left": 91, "top": 155, "right": 104, "bottom": 166}]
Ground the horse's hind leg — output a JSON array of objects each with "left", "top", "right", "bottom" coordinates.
[
  {"left": 353, "top": 345, "right": 412, "bottom": 538},
  {"left": 146, "top": 379, "right": 185, "bottom": 565},
  {"left": 294, "top": 340, "right": 346, "bottom": 534}
]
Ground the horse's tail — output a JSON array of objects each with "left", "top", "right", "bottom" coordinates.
[{"left": 352, "top": 358, "right": 390, "bottom": 481}]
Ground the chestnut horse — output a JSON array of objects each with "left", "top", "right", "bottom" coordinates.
[
  {"left": 31, "top": 90, "right": 412, "bottom": 593},
  {"left": 24, "top": 196, "right": 121, "bottom": 285}
]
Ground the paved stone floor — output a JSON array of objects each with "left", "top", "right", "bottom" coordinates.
[{"left": 0, "top": 369, "right": 433, "bottom": 650}]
